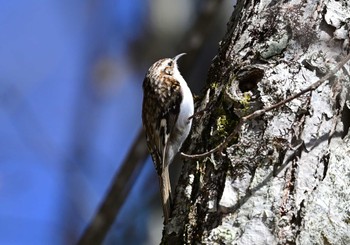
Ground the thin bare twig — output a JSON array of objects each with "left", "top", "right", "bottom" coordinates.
[{"left": 181, "top": 53, "right": 350, "bottom": 159}]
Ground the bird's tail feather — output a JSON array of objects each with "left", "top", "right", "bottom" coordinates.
[{"left": 159, "top": 166, "right": 172, "bottom": 224}]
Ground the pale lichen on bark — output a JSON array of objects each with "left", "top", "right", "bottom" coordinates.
[{"left": 163, "top": 0, "right": 350, "bottom": 244}]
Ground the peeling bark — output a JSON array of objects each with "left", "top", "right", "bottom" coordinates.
[{"left": 163, "top": 0, "right": 350, "bottom": 244}]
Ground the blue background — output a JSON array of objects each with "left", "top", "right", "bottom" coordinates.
[{"left": 0, "top": 1, "right": 232, "bottom": 244}]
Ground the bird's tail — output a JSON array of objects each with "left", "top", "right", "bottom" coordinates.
[{"left": 159, "top": 166, "right": 172, "bottom": 224}]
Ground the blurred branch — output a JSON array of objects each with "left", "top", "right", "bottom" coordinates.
[
  {"left": 179, "top": 0, "right": 224, "bottom": 74},
  {"left": 77, "top": 128, "right": 149, "bottom": 245},
  {"left": 77, "top": 0, "right": 225, "bottom": 244}
]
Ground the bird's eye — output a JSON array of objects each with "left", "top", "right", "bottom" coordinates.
[{"left": 168, "top": 61, "right": 173, "bottom": 66}]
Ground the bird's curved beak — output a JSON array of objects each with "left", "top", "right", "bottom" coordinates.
[{"left": 173, "top": 53, "right": 186, "bottom": 62}]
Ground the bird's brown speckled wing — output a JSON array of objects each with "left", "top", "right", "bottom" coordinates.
[{"left": 142, "top": 76, "right": 182, "bottom": 174}]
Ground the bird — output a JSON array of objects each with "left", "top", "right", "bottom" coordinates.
[{"left": 142, "top": 53, "right": 194, "bottom": 224}]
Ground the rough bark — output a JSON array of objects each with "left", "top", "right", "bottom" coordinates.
[{"left": 163, "top": 0, "right": 350, "bottom": 244}]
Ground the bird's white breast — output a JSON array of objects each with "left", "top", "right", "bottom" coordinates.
[
  {"left": 162, "top": 64, "right": 194, "bottom": 168},
  {"left": 173, "top": 67, "right": 194, "bottom": 133}
]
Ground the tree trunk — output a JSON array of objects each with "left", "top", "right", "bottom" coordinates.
[{"left": 163, "top": 0, "right": 350, "bottom": 244}]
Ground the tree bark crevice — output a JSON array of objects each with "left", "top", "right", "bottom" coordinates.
[{"left": 163, "top": 0, "right": 350, "bottom": 244}]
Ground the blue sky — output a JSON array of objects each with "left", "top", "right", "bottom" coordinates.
[
  {"left": 0, "top": 0, "right": 233, "bottom": 244},
  {"left": 0, "top": 1, "right": 154, "bottom": 244}
]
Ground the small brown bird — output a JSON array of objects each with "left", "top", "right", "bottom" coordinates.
[{"left": 142, "top": 53, "right": 194, "bottom": 224}]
